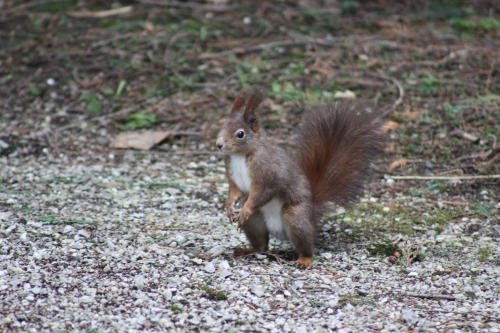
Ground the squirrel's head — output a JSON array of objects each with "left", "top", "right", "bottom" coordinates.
[{"left": 216, "top": 87, "right": 263, "bottom": 155}]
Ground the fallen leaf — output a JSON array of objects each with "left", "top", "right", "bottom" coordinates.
[
  {"left": 381, "top": 121, "right": 400, "bottom": 132},
  {"left": 389, "top": 158, "right": 407, "bottom": 171},
  {"left": 110, "top": 130, "right": 172, "bottom": 150}
]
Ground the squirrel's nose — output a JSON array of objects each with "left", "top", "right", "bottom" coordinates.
[{"left": 216, "top": 137, "right": 224, "bottom": 150}]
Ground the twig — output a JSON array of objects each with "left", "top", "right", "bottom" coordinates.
[
  {"left": 420, "top": 308, "right": 500, "bottom": 321},
  {"left": 145, "top": 227, "right": 208, "bottom": 235},
  {"left": 399, "top": 292, "right": 456, "bottom": 301},
  {"left": 88, "top": 33, "right": 134, "bottom": 52},
  {"left": 450, "top": 129, "right": 479, "bottom": 142},
  {"left": 140, "top": 0, "right": 238, "bottom": 11},
  {"left": 263, "top": 251, "right": 284, "bottom": 265},
  {"left": 156, "top": 245, "right": 185, "bottom": 253},
  {"left": 67, "top": 6, "right": 133, "bottom": 18},
  {"left": 487, "top": 153, "right": 500, "bottom": 165},
  {"left": 426, "top": 199, "right": 469, "bottom": 207},
  {"left": 386, "top": 175, "right": 500, "bottom": 180},
  {"left": 200, "top": 35, "right": 379, "bottom": 59},
  {"left": 453, "top": 150, "right": 493, "bottom": 163},
  {"left": 253, "top": 272, "right": 291, "bottom": 278},
  {"left": 371, "top": 74, "right": 404, "bottom": 117}
]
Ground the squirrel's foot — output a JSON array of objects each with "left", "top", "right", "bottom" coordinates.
[
  {"left": 292, "top": 257, "right": 313, "bottom": 268},
  {"left": 234, "top": 247, "right": 263, "bottom": 256}
]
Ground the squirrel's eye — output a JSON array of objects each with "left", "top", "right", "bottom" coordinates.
[{"left": 236, "top": 131, "right": 245, "bottom": 139}]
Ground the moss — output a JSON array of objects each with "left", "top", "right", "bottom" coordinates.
[
  {"left": 476, "top": 246, "right": 493, "bottom": 262},
  {"left": 170, "top": 304, "right": 182, "bottom": 312},
  {"left": 200, "top": 285, "right": 228, "bottom": 301},
  {"left": 367, "top": 239, "right": 399, "bottom": 257}
]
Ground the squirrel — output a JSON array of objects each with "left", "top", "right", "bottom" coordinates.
[{"left": 215, "top": 87, "right": 385, "bottom": 268}]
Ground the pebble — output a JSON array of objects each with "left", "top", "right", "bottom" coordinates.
[
  {"left": 204, "top": 262, "right": 216, "bottom": 273},
  {"left": 0, "top": 153, "right": 498, "bottom": 333}
]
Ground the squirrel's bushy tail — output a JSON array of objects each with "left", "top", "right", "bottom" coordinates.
[{"left": 297, "top": 101, "right": 385, "bottom": 222}]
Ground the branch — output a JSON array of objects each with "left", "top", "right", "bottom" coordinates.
[
  {"left": 400, "top": 292, "right": 456, "bottom": 301},
  {"left": 67, "top": 6, "right": 133, "bottom": 18},
  {"left": 386, "top": 175, "right": 500, "bottom": 180},
  {"left": 200, "top": 35, "right": 379, "bottom": 59}
]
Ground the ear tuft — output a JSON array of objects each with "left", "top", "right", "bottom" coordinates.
[
  {"left": 243, "top": 87, "right": 264, "bottom": 132},
  {"left": 231, "top": 89, "right": 249, "bottom": 114},
  {"left": 244, "top": 86, "right": 264, "bottom": 116}
]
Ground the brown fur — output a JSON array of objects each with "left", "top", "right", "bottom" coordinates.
[
  {"left": 216, "top": 87, "right": 385, "bottom": 268},
  {"left": 297, "top": 102, "right": 385, "bottom": 222}
]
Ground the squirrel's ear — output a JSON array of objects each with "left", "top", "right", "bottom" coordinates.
[
  {"left": 231, "top": 89, "right": 249, "bottom": 114},
  {"left": 243, "top": 88, "right": 263, "bottom": 132}
]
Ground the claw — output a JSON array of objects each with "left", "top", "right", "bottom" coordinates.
[{"left": 292, "top": 257, "right": 313, "bottom": 268}]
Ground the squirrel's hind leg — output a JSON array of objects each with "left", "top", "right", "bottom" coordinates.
[
  {"left": 234, "top": 210, "right": 270, "bottom": 256},
  {"left": 282, "top": 203, "right": 315, "bottom": 268}
]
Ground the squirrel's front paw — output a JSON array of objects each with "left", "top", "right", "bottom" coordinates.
[
  {"left": 235, "top": 207, "right": 251, "bottom": 229},
  {"left": 226, "top": 205, "right": 236, "bottom": 223}
]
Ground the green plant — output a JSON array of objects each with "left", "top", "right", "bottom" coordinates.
[
  {"left": 170, "top": 304, "right": 182, "bottom": 312},
  {"left": 476, "top": 246, "right": 493, "bottom": 262},
  {"left": 443, "top": 103, "right": 463, "bottom": 118},
  {"left": 125, "top": 112, "right": 157, "bottom": 129},
  {"left": 84, "top": 92, "right": 101, "bottom": 115},
  {"left": 200, "top": 285, "right": 227, "bottom": 301},
  {"left": 145, "top": 237, "right": 156, "bottom": 244},
  {"left": 310, "top": 299, "right": 326, "bottom": 307},
  {"left": 450, "top": 17, "right": 500, "bottom": 33},
  {"left": 418, "top": 75, "right": 439, "bottom": 94},
  {"left": 475, "top": 203, "right": 493, "bottom": 217},
  {"left": 29, "top": 84, "right": 41, "bottom": 97},
  {"left": 116, "top": 79, "right": 127, "bottom": 96},
  {"left": 367, "top": 239, "right": 399, "bottom": 256}
]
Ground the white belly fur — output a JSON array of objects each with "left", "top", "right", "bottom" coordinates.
[
  {"left": 230, "top": 155, "right": 251, "bottom": 193},
  {"left": 261, "top": 198, "right": 288, "bottom": 240},
  {"left": 230, "top": 155, "right": 287, "bottom": 240}
]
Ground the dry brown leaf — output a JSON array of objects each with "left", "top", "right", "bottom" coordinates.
[
  {"left": 381, "top": 121, "right": 400, "bottom": 132},
  {"left": 389, "top": 158, "right": 407, "bottom": 171},
  {"left": 405, "top": 111, "right": 422, "bottom": 122},
  {"left": 109, "top": 130, "right": 172, "bottom": 150}
]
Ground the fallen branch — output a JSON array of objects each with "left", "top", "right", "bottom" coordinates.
[
  {"left": 200, "top": 35, "right": 379, "bottom": 59},
  {"left": 421, "top": 308, "right": 500, "bottom": 321},
  {"left": 400, "top": 292, "right": 456, "bottom": 301},
  {"left": 145, "top": 227, "right": 208, "bottom": 235},
  {"left": 67, "top": 6, "right": 133, "bottom": 18},
  {"left": 156, "top": 245, "right": 185, "bottom": 253},
  {"left": 426, "top": 199, "right": 469, "bottom": 207},
  {"left": 386, "top": 175, "right": 500, "bottom": 180}
]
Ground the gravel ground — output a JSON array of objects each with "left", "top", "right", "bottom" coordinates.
[{"left": 1, "top": 151, "right": 499, "bottom": 333}]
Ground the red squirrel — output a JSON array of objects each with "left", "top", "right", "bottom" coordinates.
[{"left": 215, "top": 87, "right": 385, "bottom": 267}]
